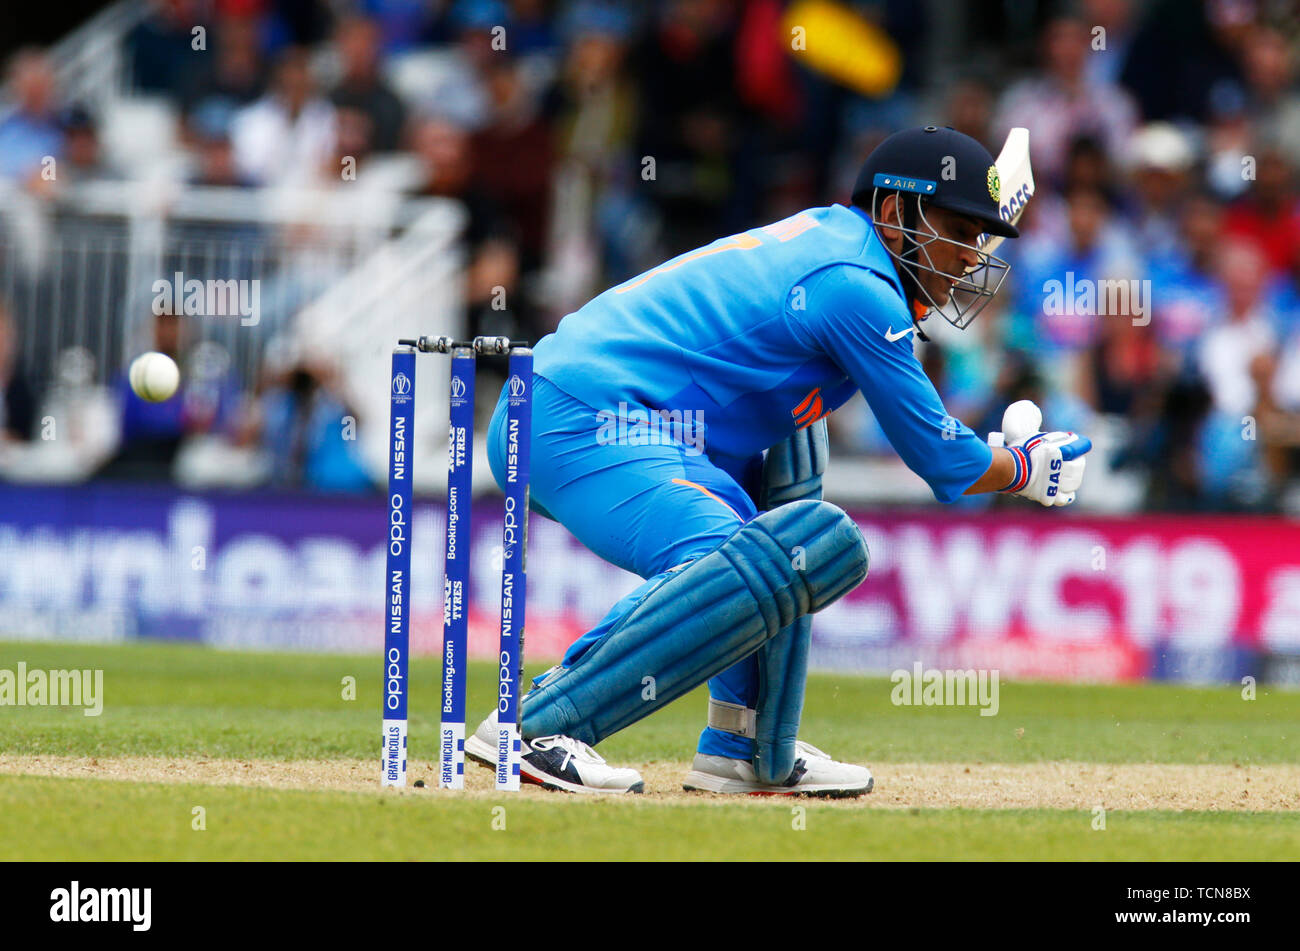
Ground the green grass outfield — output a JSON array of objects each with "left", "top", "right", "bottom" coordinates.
[
  {"left": 2, "top": 641, "right": 1299, "bottom": 860},
  {"left": 5, "top": 774, "right": 1298, "bottom": 861}
]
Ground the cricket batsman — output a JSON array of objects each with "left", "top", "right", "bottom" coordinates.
[{"left": 463, "top": 126, "right": 1092, "bottom": 795}]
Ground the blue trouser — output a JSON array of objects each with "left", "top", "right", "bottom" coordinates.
[{"left": 487, "top": 374, "right": 761, "bottom": 759}]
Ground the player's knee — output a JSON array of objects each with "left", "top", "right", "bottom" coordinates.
[
  {"left": 728, "top": 499, "right": 868, "bottom": 632},
  {"left": 775, "top": 499, "right": 868, "bottom": 611}
]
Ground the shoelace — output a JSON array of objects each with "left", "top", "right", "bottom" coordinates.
[
  {"left": 531, "top": 734, "right": 607, "bottom": 772},
  {"left": 794, "top": 740, "right": 832, "bottom": 762}
]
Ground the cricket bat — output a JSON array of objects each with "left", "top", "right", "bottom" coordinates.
[{"left": 978, "top": 128, "right": 1034, "bottom": 256}]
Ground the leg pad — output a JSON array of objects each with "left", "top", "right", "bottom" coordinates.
[{"left": 521, "top": 500, "right": 868, "bottom": 746}]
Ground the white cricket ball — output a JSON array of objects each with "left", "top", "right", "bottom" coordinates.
[
  {"left": 1001, "top": 399, "right": 1043, "bottom": 444},
  {"left": 128, "top": 351, "right": 180, "bottom": 403}
]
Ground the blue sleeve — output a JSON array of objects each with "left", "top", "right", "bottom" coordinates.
[{"left": 794, "top": 265, "right": 993, "bottom": 503}]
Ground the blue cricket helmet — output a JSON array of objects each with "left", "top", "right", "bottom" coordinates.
[{"left": 852, "top": 126, "right": 1018, "bottom": 239}]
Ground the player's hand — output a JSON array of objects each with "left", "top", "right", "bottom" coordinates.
[
  {"left": 988, "top": 401, "right": 1090, "bottom": 507},
  {"left": 1001, "top": 431, "right": 1092, "bottom": 506}
]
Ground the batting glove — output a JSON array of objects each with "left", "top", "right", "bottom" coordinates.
[{"left": 1000, "top": 430, "right": 1092, "bottom": 506}]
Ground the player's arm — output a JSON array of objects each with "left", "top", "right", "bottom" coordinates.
[
  {"left": 797, "top": 266, "right": 1091, "bottom": 506},
  {"left": 965, "top": 450, "right": 1016, "bottom": 495},
  {"left": 796, "top": 266, "right": 991, "bottom": 503}
]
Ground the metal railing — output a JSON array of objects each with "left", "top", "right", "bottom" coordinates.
[{"left": 0, "top": 180, "right": 466, "bottom": 488}]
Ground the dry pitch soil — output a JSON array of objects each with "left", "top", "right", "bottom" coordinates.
[{"left": 3, "top": 754, "right": 1298, "bottom": 811}]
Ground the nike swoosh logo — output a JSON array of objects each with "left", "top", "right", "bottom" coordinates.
[{"left": 884, "top": 326, "right": 916, "bottom": 342}]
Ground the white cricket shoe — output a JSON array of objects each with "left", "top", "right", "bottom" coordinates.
[
  {"left": 464, "top": 711, "right": 645, "bottom": 795},
  {"left": 682, "top": 741, "right": 873, "bottom": 798}
]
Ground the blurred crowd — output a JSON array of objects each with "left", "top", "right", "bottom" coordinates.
[{"left": 1, "top": 0, "right": 1299, "bottom": 510}]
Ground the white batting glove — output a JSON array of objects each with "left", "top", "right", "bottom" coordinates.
[
  {"left": 989, "top": 401, "right": 1092, "bottom": 507},
  {"left": 1001, "top": 431, "right": 1091, "bottom": 505}
]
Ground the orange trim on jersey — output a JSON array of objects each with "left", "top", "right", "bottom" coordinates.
[
  {"left": 795, "top": 396, "right": 825, "bottom": 429},
  {"left": 670, "top": 478, "right": 743, "bottom": 521},
  {"left": 792, "top": 386, "right": 828, "bottom": 428},
  {"left": 614, "top": 233, "right": 762, "bottom": 294},
  {"left": 792, "top": 388, "right": 819, "bottom": 417}
]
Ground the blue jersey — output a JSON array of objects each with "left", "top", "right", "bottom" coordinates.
[{"left": 533, "top": 203, "right": 993, "bottom": 502}]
